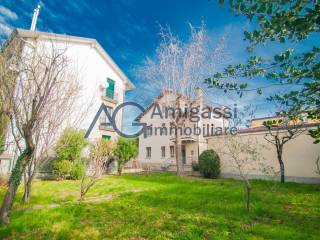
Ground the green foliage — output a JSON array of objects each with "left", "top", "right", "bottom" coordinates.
[
  {"left": 1, "top": 173, "right": 319, "bottom": 239},
  {"left": 191, "top": 161, "right": 199, "bottom": 171},
  {"left": 207, "top": 0, "right": 320, "bottom": 143},
  {"left": 198, "top": 149, "right": 220, "bottom": 178},
  {"left": 53, "top": 160, "right": 72, "bottom": 180},
  {"left": 55, "top": 128, "right": 88, "bottom": 162},
  {"left": 70, "top": 162, "right": 85, "bottom": 180},
  {"left": 114, "top": 137, "right": 138, "bottom": 174},
  {"left": 309, "top": 128, "right": 320, "bottom": 144},
  {"left": 0, "top": 135, "right": 4, "bottom": 154}
]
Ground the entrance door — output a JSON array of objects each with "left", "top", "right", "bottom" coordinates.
[{"left": 181, "top": 145, "right": 186, "bottom": 164}]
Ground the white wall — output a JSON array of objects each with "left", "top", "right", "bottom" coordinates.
[
  {"left": 33, "top": 38, "right": 126, "bottom": 140},
  {"left": 208, "top": 131, "right": 320, "bottom": 183}
]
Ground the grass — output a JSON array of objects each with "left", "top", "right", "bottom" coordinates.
[{"left": 0, "top": 172, "right": 319, "bottom": 239}]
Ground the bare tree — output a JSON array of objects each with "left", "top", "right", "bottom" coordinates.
[
  {"left": 0, "top": 34, "right": 79, "bottom": 224},
  {"left": 263, "top": 112, "right": 306, "bottom": 183},
  {"left": 21, "top": 82, "right": 78, "bottom": 202},
  {"left": 80, "top": 139, "right": 115, "bottom": 200},
  {"left": 135, "top": 23, "right": 230, "bottom": 175},
  {"left": 212, "top": 106, "right": 274, "bottom": 211},
  {"left": 216, "top": 135, "right": 273, "bottom": 211}
]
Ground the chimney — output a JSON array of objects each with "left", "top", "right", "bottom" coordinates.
[
  {"left": 30, "top": 4, "right": 41, "bottom": 31},
  {"left": 195, "top": 87, "right": 204, "bottom": 103}
]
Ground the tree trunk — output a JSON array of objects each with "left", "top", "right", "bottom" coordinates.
[
  {"left": 175, "top": 132, "right": 184, "bottom": 176},
  {"left": 22, "top": 158, "right": 36, "bottom": 203},
  {"left": 277, "top": 146, "right": 285, "bottom": 183},
  {"left": 0, "top": 147, "right": 33, "bottom": 224},
  {"left": 244, "top": 180, "right": 251, "bottom": 212},
  {"left": 118, "top": 165, "right": 123, "bottom": 175},
  {"left": 22, "top": 174, "right": 32, "bottom": 203}
]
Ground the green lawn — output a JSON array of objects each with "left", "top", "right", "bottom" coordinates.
[{"left": 0, "top": 173, "right": 319, "bottom": 239}]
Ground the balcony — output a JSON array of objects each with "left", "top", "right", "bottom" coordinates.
[
  {"left": 100, "top": 85, "right": 118, "bottom": 104},
  {"left": 99, "top": 122, "right": 115, "bottom": 132},
  {"left": 170, "top": 136, "right": 197, "bottom": 143}
]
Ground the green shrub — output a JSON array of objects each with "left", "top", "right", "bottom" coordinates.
[
  {"left": 199, "top": 149, "right": 220, "bottom": 178},
  {"left": 55, "top": 128, "right": 88, "bottom": 162},
  {"left": 191, "top": 161, "right": 199, "bottom": 171},
  {"left": 114, "top": 137, "right": 138, "bottom": 175},
  {"left": 53, "top": 160, "right": 72, "bottom": 180},
  {"left": 70, "top": 162, "right": 85, "bottom": 180}
]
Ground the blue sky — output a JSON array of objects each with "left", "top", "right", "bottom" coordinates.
[{"left": 1, "top": 0, "right": 318, "bottom": 132}]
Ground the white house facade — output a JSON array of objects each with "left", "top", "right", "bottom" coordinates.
[
  {"left": 0, "top": 29, "right": 134, "bottom": 175},
  {"left": 137, "top": 88, "right": 229, "bottom": 172}
]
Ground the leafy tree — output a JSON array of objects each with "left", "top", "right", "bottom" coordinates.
[
  {"left": 206, "top": 0, "right": 320, "bottom": 143},
  {"left": 114, "top": 137, "right": 138, "bottom": 175},
  {"left": 55, "top": 128, "right": 88, "bottom": 162}
]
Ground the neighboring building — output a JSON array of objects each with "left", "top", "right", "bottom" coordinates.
[
  {"left": 250, "top": 113, "right": 318, "bottom": 129},
  {"left": 208, "top": 120, "right": 320, "bottom": 183},
  {"left": 0, "top": 28, "right": 134, "bottom": 175},
  {"left": 137, "top": 88, "right": 229, "bottom": 172}
]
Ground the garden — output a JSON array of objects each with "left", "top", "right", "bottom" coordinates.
[{"left": 0, "top": 173, "right": 319, "bottom": 239}]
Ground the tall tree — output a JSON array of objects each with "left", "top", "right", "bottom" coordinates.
[
  {"left": 135, "top": 23, "right": 229, "bottom": 175},
  {"left": 206, "top": 0, "right": 320, "bottom": 143},
  {"left": 0, "top": 34, "right": 79, "bottom": 224}
]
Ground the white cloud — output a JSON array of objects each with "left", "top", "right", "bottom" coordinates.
[
  {"left": 0, "top": 6, "right": 18, "bottom": 20},
  {"left": 0, "top": 22, "right": 12, "bottom": 36}
]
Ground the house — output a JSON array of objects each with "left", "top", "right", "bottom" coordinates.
[
  {"left": 0, "top": 28, "right": 134, "bottom": 175},
  {"left": 137, "top": 88, "right": 229, "bottom": 172}
]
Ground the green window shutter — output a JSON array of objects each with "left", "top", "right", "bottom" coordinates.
[
  {"left": 102, "top": 135, "right": 111, "bottom": 140},
  {"left": 106, "top": 79, "right": 115, "bottom": 99}
]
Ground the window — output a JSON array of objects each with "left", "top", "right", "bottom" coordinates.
[
  {"left": 147, "top": 125, "right": 153, "bottom": 136},
  {"left": 105, "top": 78, "right": 115, "bottom": 99},
  {"left": 161, "top": 146, "right": 166, "bottom": 158},
  {"left": 102, "top": 135, "right": 111, "bottom": 140},
  {"left": 170, "top": 146, "right": 174, "bottom": 158},
  {"left": 101, "top": 106, "right": 113, "bottom": 127},
  {"left": 146, "top": 147, "right": 151, "bottom": 158}
]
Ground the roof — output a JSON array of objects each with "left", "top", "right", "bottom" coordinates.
[
  {"left": 237, "top": 122, "right": 320, "bottom": 134},
  {"left": 14, "top": 28, "right": 135, "bottom": 90},
  {"left": 135, "top": 90, "right": 228, "bottom": 121}
]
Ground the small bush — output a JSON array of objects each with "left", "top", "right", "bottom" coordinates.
[
  {"left": 70, "top": 162, "right": 85, "bottom": 180},
  {"left": 191, "top": 161, "right": 199, "bottom": 171},
  {"left": 199, "top": 149, "right": 220, "bottom": 178},
  {"left": 53, "top": 160, "right": 72, "bottom": 180}
]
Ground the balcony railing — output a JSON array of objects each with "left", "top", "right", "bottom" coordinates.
[
  {"left": 99, "top": 122, "right": 114, "bottom": 131},
  {"left": 100, "top": 85, "right": 119, "bottom": 103}
]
